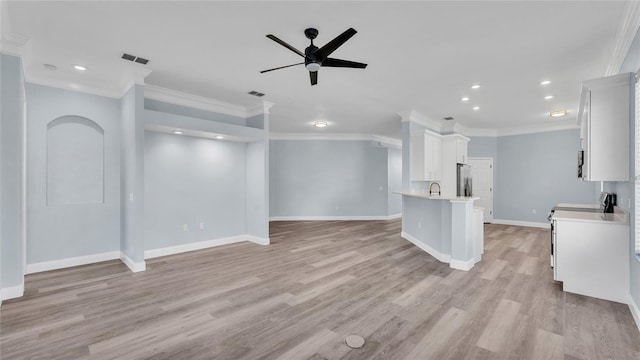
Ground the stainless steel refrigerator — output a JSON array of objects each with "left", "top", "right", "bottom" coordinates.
[{"left": 457, "top": 164, "right": 473, "bottom": 197}]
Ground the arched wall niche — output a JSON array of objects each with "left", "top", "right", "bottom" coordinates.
[{"left": 46, "top": 115, "right": 105, "bottom": 205}]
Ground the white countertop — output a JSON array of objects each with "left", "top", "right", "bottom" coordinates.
[
  {"left": 395, "top": 192, "right": 479, "bottom": 201},
  {"left": 551, "top": 203, "right": 629, "bottom": 224}
]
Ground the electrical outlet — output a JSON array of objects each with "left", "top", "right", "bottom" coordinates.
[
  {"left": 336, "top": 205, "right": 340, "bottom": 210},
  {"left": 379, "top": 185, "right": 384, "bottom": 191},
  {"left": 199, "top": 222, "right": 205, "bottom": 231},
  {"left": 183, "top": 224, "right": 188, "bottom": 232},
  {"left": 531, "top": 209, "right": 536, "bottom": 214},
  {"left": 418, "top": 222, "right": 422, "bottom": 229}
]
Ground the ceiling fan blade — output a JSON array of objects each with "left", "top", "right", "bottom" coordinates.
[
  {"left": 266, "top": 34, "right": 305, "bottom": 58},
  {"left": 322, "top": 58, "right": 367, "bottom": 69},
  {"left": 315, "top": 28, "right": 357, "bottom": 61},
  {"left": 260, "top": 62, "right": 304, "bottom": 73},
  {"left": 310, "top": 71, "right": 318, "bottom": 86}
]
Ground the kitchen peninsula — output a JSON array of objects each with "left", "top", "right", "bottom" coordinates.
[
  {"left": 398, "top": 192, "right": 481, "bottom": 271},
  {"left": 399, "top": 113, "right": 482, "bottom": 271}
]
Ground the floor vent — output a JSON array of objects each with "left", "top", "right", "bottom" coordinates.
[
  {"left": 443, "top": 116, "right": 455, "bottom": 121},
  {"left": 345, "top": 334, "right": 365, "bottom": 349}
]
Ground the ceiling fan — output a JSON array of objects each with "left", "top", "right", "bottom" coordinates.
[{"left": 261, "top": 27, "right": 367, "bottom": 86}]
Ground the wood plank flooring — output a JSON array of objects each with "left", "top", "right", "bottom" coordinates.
[{"left": 1, "top": 220, "right": 639, "bottom": 359}]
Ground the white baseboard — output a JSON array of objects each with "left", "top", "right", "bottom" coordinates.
[
  {"left": 270, "top": 214, "right": 402, "bottom": 221},
  {"left": 145, "top": 235, "right": 248, "bottom": 259},
  {"left": 629, "top": 295, "right": 640, "bottom": 333},
  {"left": 401, "top": 231, "right": 451, "bottom": 263},
  {"left": 120, "top": 252, "right": 146, "bottom": 273},
  {"left": 450, "top": 258, "right": 475, "bottom": 271},
  {"left": 1, "top": 283, "right": 24, "bottom": 301},
  {"left": 245, "top": 235, "right": 270, "bottom": 246},
  {"left": 491, "top": 219, "right": 550, "bottom": 229},
  {"left": 26, "top": 251, "right": 120, "bottom": 274}
]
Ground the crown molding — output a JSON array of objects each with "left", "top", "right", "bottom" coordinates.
[
  {"left": 269, "top": 132, "right": 402, "bottom": 148},
  {"left": 0, "top": 33, "right": 29, "bottom": 56},
  {"left": 25, "top": 73, "right": 124, "bottom": 99},
  {"left": 399, "top": 110, "right": 443, "bottom": 133},
  {"left": 246, "top": 101, "right": 275, "bottom": 118},
  {"left": 606, "top": 1, "right": 640, "bottom": 76},
  {"left": 371, "top": 134, "right": 402, "bottom": 148},
  {"left": 144, "top": 84, "right": 248, "bottom": 118},
  {"left": 496, "top": 120, "right": 579, "bottom": 137}
]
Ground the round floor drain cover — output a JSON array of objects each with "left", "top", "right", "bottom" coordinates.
[{"left": 345, "top": 334, "right": 365, "bottom": 349}]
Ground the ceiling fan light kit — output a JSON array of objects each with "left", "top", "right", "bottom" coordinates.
[{"left": 261, "top": 27, "right": 367, "bottom": 85}]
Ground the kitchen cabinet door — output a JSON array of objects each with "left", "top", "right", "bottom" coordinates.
[
  {"left": 554, "top": 219, "right": 629, "bottom": 303},
  {"left": 578, "top": 73, "right": 631, "bottom": 181},
  {"left": 410, "top": 131, "right": 442, "bottom": 181}
]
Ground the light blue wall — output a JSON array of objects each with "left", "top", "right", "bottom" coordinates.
[
  {"left": 495, "top": 129, "right": 597, "bottom": 223},
  {"left": 388, "top": 147, "right": 402, "bottom": 215},
  {"left": 469, "top": 136, "right": 498, "bottom": 159},
  {"left": 144, "top": 99, "right": 246, "bottom": 126},
  {"left": 26, "top": 83, "right": 121, "bottom": 264},
  {"left": 269, "top": 140, "right": 392, "bottom": 217},
  {"left": 143, "top": 132, "right": 247, "bottom": 249},
  {"left": 120, "top": 85, "right": 146, "bottom": 263},
  {"left": 1, "top": 54, "right": 25, "bottom": 289}
]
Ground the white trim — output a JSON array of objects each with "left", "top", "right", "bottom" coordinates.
[
  {"left": 401, "top": 231, "right": 451, "bottom": 263},
  {"left": 26, "top": 251, "right": 120, "bottom": 274},
  {"left": 371, "top": 135, "right": 402, "bottom": 148},
  {"left": 399, "top": 110, "right": 442, "bottom": 133},
  {"left": 246, "top": 101, "right": 275, "bottom": 117},
  {"left": 144, "top": 235, "right": 248, "bottom": 259},
  {"left": 1, "top": 283, "right": 24, "bottom": 301},
  {"left": 269, "top": 133, "right": 402, "bottom": 148},
  {"left": 0, "top": 33, "right": 29, "bottom": 56},
  {"left": 119, "top": 252, "right": 146, "bottom": 273},
  {"left": 245, "top": 235, "right": 270, "bottom": 246},
  {"left": 491, "top": 219, "right": 550, "bottom": 229},
  {"left": 450, "top": 258, "right": 475, "bottom": 271},
  {"left": 270, "top": 214, "right": 402, "bottom": 221},
  {"left": 144, "top": 84, "right": 247, "bottom": 118},
  {"left": 25, "top": 75, "right": 124, "bottom": 99},
  {"left": 628, "top": 295, "right": 640, "bottom": 334},
  {"left": 606, "top": 1, "right": 640, "bottom": 76}
]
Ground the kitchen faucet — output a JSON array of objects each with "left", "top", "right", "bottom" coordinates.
[{"left": 429, "top": 182, "right": 441, "bottom": 196}]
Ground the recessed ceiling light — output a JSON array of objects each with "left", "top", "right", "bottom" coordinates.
[
  {"left": 544, "top": 95, "right": 554, "bottom": 100},
  {"left": 461, "top": 97, "right": 470, "bottom": 102},
  {"left": 313, "top": 121, "right": 328, "bottom": 128},
  {"left": 43, "top": 64, "right": 57, "bottom": 71},
  {"left": 471, "top": 84, "right": 481, "bottom": 89},
  {"left": 550, "top": 110, "right": 568, "bottom": 117},
  {"left": 215, "top": 135, "right": 224, "bottom": 140},
  {"left": 540, "top": 80, "right": 551, "bottom": 85},
  {"left": 472, "top": 106, "right": 480, "bottom": 110},
  {"left": 72, "top": 64, "right": 87, "bottom": 71},
  {"left": 172, "top": 130, "right": 183, "bottom": 135}
]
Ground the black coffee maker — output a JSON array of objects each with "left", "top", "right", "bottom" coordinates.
[{"left": 599, "top": 192, "right": 616, "bottom": 213}]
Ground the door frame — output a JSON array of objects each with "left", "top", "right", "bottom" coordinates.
[{"left": 468, "top": 157, "right": 494, "bottom": 222}]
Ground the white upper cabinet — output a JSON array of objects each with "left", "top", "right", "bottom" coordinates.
[
  {"left": 578, "top": 73, "right": 631, "bottom": 181},
  {"left": 410, "top": 130, "right": 442, "bottom": 181},
  {"left": 456, "top": 138, "right": 469, "bottom": 164},
  {"left": 440, "top": 134, "right": 470, "bottom": 196}
]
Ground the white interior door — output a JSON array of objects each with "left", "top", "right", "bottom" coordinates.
[{"left": 469, "top": 158, "right": 494, "bottom": 222}]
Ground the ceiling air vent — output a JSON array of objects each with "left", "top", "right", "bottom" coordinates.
[
  {"left": 248, "top": 90, "right": 265, "bottom": 97},
  {"left": 443, "top": 116, "right": 455, "bottom": 121},
  {"left": 121, "top": 52, "right": 150, "bottom": 65},
  {"left": 135, "top": 57, "right": 149, "bottom": 65}
]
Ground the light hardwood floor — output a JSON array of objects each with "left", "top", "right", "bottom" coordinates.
[{"left": 1, "top": 220, "right": 639, "bottom": 359}]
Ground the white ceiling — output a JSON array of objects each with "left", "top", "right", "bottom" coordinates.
[{"left": 2, "top": 1, "right": 633, "bottom": 138}]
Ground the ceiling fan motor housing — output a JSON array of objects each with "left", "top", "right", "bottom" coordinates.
[{"left": 305, "top": 45, "right": 320, "bottom": 70}]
